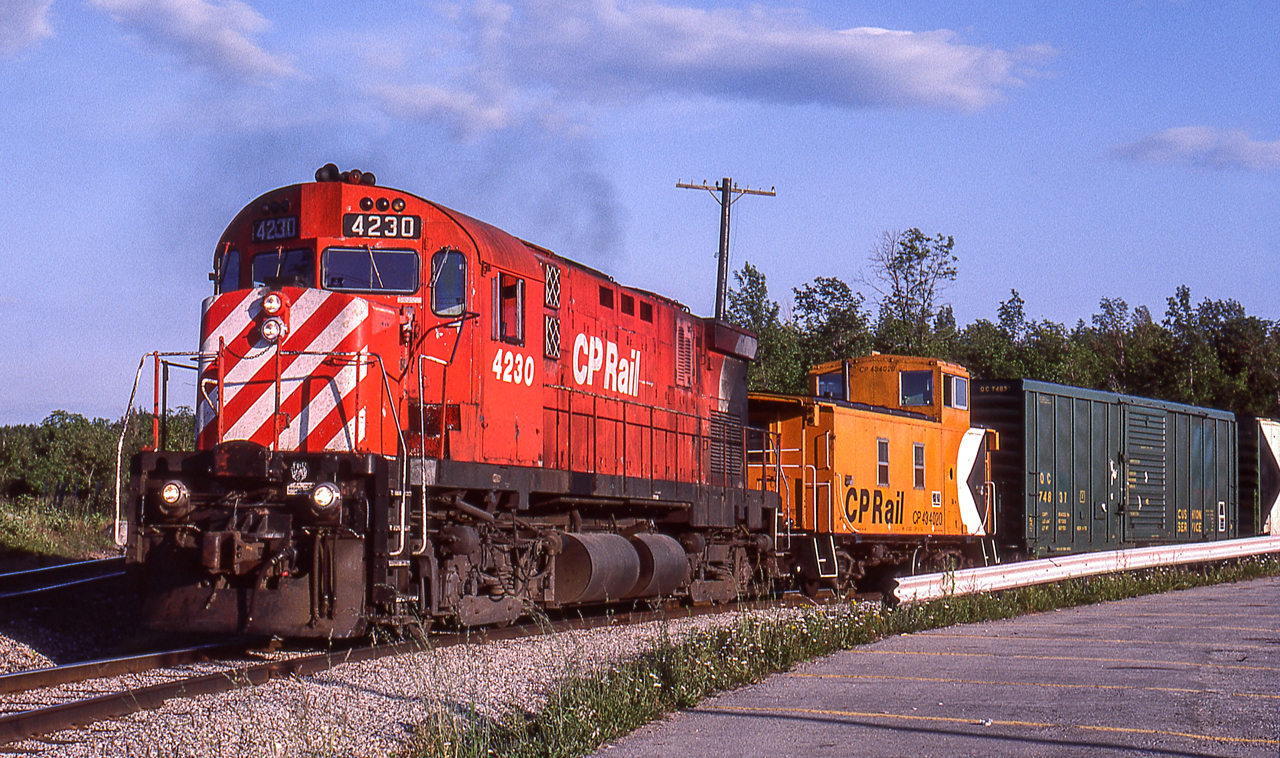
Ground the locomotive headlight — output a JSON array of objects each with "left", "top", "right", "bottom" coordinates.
[
  {"left": 157, "top": 480, "right": 190, "bottom": 516},
  {"left": 160, "top": 481, "right": 188, "bottom": 505},
  {"left": 311, "top": 482, "right": 341, "bottom": 511},
  {"left": 261, "top": 317, "right": 286, "bottom": 342},
  {"left": 262, "top": 292, "right": 284, "bottom": 315}
]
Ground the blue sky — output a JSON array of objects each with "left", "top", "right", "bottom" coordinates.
[{"left": 1, "top": 0, "right": 1277, "bottom": 423}]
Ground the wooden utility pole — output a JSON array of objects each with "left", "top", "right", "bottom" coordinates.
[{"left": 677, "top": 178, "right": 776, "bottom": 321}]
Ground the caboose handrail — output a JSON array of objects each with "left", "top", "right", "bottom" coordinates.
[{"left": 804, "top": 464, "right": 834, "bottom": 533}]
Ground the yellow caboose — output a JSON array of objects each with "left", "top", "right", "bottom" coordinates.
[{"left": 749, "top": 355, "right": 996, "bottom": 592}]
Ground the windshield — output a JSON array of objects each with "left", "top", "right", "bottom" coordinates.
[
  {"left": 322, "top": 247, "right": 419, "bottom": 293},
  {"left": 218, "top": 250, "right": 240, "bottom": 292},
  {"left": 252, "top": 249, "right": 314, "bottom": 288},
  {"left": 430, "top": 249, "right": 467, "bottom": 316}
]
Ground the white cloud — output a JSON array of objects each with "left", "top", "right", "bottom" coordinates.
[
  {"left": 1114, "top": 126, "right": 1280, "bottom": 171},
  {"left": 89, "top": 0, "right": 295, "bottom": 82},
  {"left": 0, "top": 0, "right": 53, "bottom": 55},
  {"left": 373, "top": 83, "right": 513, "bottom": 141},
  {"left": 507, "top": 1, "right": 1045, "bottom": 111},
  {"left": 372, "top": 1, "right": 1051, "bottom": 136}
]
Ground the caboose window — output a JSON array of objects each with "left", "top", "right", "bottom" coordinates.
[
  {"left": 639, "top": 302, "right": 654, "bottom": 323},
  {"left": 943, "top": 375, "right": 969, "bottom": 409},
  {"left": 913, "top": 443, "right": 926, "bottom": 489},
  {"left": 497, "top": 273, "right": 524, "bottom": 345},
  {"left": 816, "top": 372, "right": 843, "bottom": 400},
  {"left": 620, "top": 293, "right": 635, "bottom": 316},
  {"left": 430, "top": 249, "right": 467, "bottom": 317},
  {"left": 900, "top": 371, "right": 933, "bottom": 406},
  {"left": 877, "top": 438, "right": 890, "bottom": 487},
  {"left": 252, "top": 249, "right": 314, "bottom": 289},
  {"left": 217, "top": 250, "right": 240, "bottom": 293},
  {"left": 599, "top": 286, "right": 614, "bottom": 309},
  {"left": 322, "top": 248, "right": 419, "bottom": 293}
]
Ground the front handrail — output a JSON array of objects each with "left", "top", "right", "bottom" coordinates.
[{"left": 113, "top": 348, "right": 409, "bottom": 552}]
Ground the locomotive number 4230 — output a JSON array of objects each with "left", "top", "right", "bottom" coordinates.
[
  {"left": 493, "top": 349, "right": 535, "bottom": 386},
  {"left": 342, "top": 213, "right": 422, "bottom": 239}
]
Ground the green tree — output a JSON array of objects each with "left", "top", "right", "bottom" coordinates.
[
  {"left": 792, "top": 276, "right": 872, "bottom": 376},
  {"left": 0, "top": 407, "right": 192, "bottom": 505},
  {"left": 726, "top": 263, "right": 804, "bottom": 393},
  {"left": 864, "top": 229, "right": 958, "bottom": 355}
]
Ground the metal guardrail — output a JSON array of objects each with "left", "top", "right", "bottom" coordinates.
[{"left": 893, "top": 536, "right": 1280, "bottom": 604}]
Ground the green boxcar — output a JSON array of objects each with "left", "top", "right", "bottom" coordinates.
[{"left": 972, "top": 379, "right": 1237, "bottom": 559}]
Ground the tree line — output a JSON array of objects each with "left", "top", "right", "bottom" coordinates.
[
  {"left": 728, "top": 229, "right": 1280, "bottom": 419},
  {"left": 4, "top": 229, "right": 1277, "bottom": 507},
  {"left": 0, "top": 409, "right": 194, "bottom": 508}
]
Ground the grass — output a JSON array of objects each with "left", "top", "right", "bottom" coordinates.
[
  {"left": 405, "top": 556, "right": 1280, "bottom": 758},
  {"left": 0, "top": 494, "right": 116, "bottom": 562}
]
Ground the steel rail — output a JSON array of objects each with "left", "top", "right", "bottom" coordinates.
[
  {"left": 0, "top": 595, "right": 814, "bottom": 746},
  {"left": 0, "top": 557, "right": 126, "bottom": 601},
  {"left": 0, "top": 643, "right": 250, "bottom": 696},
  {"left": 893, "top": 535, "right": 1280, "bottom": 604}
]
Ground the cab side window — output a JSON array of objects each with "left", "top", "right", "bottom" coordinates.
[
  {"left": 943, "top": 375, "right": 969, "bottom": 409},
  {"left": 900, "top": 370, "right": 933, "bottom": 406},
  {"left": 816, "top": 372, "right": 843, "bottom": 399},
  {"left": 493, "top": 273, "right": 524, "bottom": 345}
]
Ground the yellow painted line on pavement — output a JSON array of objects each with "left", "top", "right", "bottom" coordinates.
[
  {"left": 975, "top": 623, "right": 1277, "bottom": 633},
  {"left": 851, "top": 649, "right": 1280, "bottom": 672},
  {"left": 702, "top": 705, "right": 1280, "bottom": 747},
  {"left": 921, "top": 632, "right": 1276, "bottom": 651},
  {"left": 786, "top": 673, "right": 1279, "bottom": 700}
]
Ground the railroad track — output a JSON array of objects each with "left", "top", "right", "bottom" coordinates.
[
  {"left": 0, "top": 557, "right": 127, "bottom": 601},
  {"left": 0, "top": 596, "right": 817, "bottom": 747}
]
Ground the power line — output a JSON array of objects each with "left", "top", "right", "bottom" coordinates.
[{"left": 677, "top": 178, "right": 776, "bottom": 321}]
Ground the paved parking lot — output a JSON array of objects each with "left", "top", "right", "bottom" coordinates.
[{"left": 596, "top": 576, "right": 1280, "bottom": 757}]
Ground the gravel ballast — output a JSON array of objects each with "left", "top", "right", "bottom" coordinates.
[{"left": 1, "top": 604, "right": 866, "bottom": 757}]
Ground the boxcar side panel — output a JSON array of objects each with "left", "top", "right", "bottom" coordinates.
[{"left": 975, "top": 379, "right": 1236, "bottom": 558}]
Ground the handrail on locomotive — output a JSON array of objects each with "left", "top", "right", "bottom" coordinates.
[{"left": 113, "top": 343, "right": 413, "bottom": 551}]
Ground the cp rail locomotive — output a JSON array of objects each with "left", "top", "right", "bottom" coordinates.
[{"left": 123, "top": 165, "right": 775, "bottom": 638}]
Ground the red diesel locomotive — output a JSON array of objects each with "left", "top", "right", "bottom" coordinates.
[{"left": 123, "top": 165, "right": 776, "bottom": 637}]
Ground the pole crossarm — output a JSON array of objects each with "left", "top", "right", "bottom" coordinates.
[{"left": 676, "top": 180, "right": 777, "bottom": 201}]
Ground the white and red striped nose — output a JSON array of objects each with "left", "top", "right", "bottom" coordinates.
[{"left": 198, "top": 288, "right": 377, "bottom": 453}]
